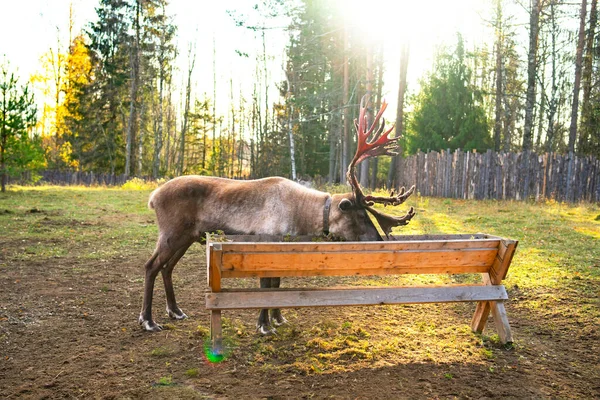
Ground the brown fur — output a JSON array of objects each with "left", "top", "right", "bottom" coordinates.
[{"left": 139, "top": 175, "right": 381, "bottom": 332}]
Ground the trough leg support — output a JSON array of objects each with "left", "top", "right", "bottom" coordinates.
[
  {"left": 473, "top": 273, "right": 513, "bottom": 344},
  {"left": 471, "top": 300, "right": 513, "bottom": 344},
  {"left": 210, "top": 310, "right": 223, "bottom": 356},
  {"left": 490, "top": 301, "right": 513, "bottom": 344},
  {"left": 471, "top": 300, "right": 491, "bottom": 334}
]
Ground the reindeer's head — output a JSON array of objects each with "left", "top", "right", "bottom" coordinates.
[
  {"left": 327, "top": 192, "right": 382, "bottom": 241},
  {"left": 329, "top": 95, "right": 416, "bottom": 241}
]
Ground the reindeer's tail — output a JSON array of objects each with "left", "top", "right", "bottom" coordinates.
[{"left": 148, "top": 189, "right": 158, "bottom": 210}]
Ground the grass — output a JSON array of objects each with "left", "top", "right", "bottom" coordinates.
[
  {"left": 0, "top": 185, "right": 157, "bottom": 266},
  {"left": 154, "top": 375, "right": 174, "bottom": 387},
  {"left": 150, "top": 346, "right": 171, "bottom": 357},
  {"left": 1, "top": 184, "right": 599, "bottom": 377}
]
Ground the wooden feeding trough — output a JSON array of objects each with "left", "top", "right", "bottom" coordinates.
[{"left": 205, "top": 234, "right": 518, "bottom": 355}]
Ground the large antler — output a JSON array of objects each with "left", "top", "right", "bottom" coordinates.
[{"left": 347, "top": 95, "right": 416, "bottom": 238}]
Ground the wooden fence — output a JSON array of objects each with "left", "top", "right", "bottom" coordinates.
[
  {"left": 25, "top": 150, "right": 600, "bottom": 203},
  {"left": 37, "top": 170, "right": 136, "bottom": 186},
  {"left": 396, "top": 150, "right": 599, "bottom": 203}
]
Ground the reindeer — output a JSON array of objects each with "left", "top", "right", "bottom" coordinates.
[{"left": 139, "top": 95, "right": 416, "bottom": 334}]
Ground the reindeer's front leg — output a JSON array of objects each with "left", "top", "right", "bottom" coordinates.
[{"left": 140, "top": 236, "right": 192, "bottom": 332}]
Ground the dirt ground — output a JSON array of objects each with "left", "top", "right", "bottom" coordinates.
[{"left": 1, "top": 193, "right": 599, "bottom": 399}]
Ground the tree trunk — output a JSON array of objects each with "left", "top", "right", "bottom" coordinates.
[
  {"left": 153, "top": 69, "right": 164, "bottom": 178},
  {"left": 152, "top": 14, "right": 168, "bottom": 179},
  {"left": 359, "top": 49, "right": 373, "bottom": 188},
  {"left": 125, "top": 0, "right": 141, "bottom": 177},
  {"left": 164, "top": 87, "right": 172, "bottom": 173},
  {"left": 1, "top": 81, "right": 6, "bottom": 192},
  {"left": 237, "top": 91, "right": 244, "bottom": 178},
  {"left": 370, "top": 44, "right": 384, "bottom": 190},
  {"left": 137, "top": 100, "right": 144, "bottom": 175},
  {"left": 392, "top": 43, "right": 410, "bottom": 190},
  {"left": 522, "top": 0, "right": 541, "bottom": 151},
  {"left": 493, "top": 0, "right": 503, "bottom": 151},
  {"left": 535, "top": 41, "right": 546, "bottom": 151},
  {"left": 545, "top": 1, "right": 559, "bottom": 152},
  {"left": 285, "top": 65, "right": 297, "bottom": 181},
  {"left": 212, "top": 36, "right": 217, "bottom": 175},
  {"left": 229, "top": 79, "right": 236, "bottom": 178},
  {"left": 341, "top": 21, "right": 350, "bottom": 185},
  {"left": 328, "top": 59, "right": 336, "bottom": 184},
  {"left": 567, "top": 0, "right": 588, "bottom": 202},
  {"left": 202, "top": 97, "right": 207, "bottom": 170},
  {"left": 179, "top": 44, "right": 195, "bottom": 175},
  {"left": 569, "top": 0, "right": 588, "bottom": 153},
  {"left": 1, "top": 123, "right": 6, "bottom": 193},
  {"left": 579, "top": 0, "right": 598, "bottom": 154}
]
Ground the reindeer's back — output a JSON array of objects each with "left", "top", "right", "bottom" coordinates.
[{"left": 148, "top": 175, "right": 327, "bottom": 236}]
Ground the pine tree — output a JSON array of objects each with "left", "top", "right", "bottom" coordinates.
[
  {"left": 1, "top": 63, "right": 42, "bottom": 192},
  {"left": 86, "top": 0, "right": 131, "bottom": 174},
  {"left": 62, "top": 34, "right": 94, "bottom": 170},
  {"left": 407, "top": 35, "right": 492, "bottom": 153}
]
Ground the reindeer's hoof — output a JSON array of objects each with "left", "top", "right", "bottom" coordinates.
[
  {"left": 167, "top": 308, "right": 188, "bottom": 320},
  {"left": 139, "top": 315, "right": 163, "bottom": 332},
  {"left": 141, "top": 320, "right": 163, "bottom": 332},
  {"left": 257, "top": 324, "right": 276, "bottom": 336},
  {"left": 271, "top": 315, "right": 288, "bottom": 327}
]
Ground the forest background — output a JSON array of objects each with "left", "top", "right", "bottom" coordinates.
[{"left": 1, "top": 0, "right": 599, "bottom": 193}]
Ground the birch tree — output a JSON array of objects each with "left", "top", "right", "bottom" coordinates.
[
  {"left": 389, "top": 42, "right": 409, "bottom": 190},
  {"left": 523, "top": 0, "right": 542, "bottom": 151},
  {"left": 178, "top": 43, "right": 195, "bottom": 175},
  {"left": 568, "top": 0, "right": 587, "bottom": 153},
  {"left": 125, "top": 0, "right": 141, "bottom": 177},
  {"left": 578, "top": 0, "right": 598, "bottom": 154}
]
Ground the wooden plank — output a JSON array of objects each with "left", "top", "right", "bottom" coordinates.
[
  {"left": 220, "top": 264, "right": 492, "bottom": 278},
  {"left": 489, "top": 239, "right": 518, "bottom": 284},
  {"left": 205, "top": 285, "right": 509, "bottom": 310},
  {"left": 471, "top": 300, "right": 491, "bottom": 333},
  {"left": 217, "top": 239, "right": 501, "bottom": 254},
  {"left": 207, "top": 243, "right": 222, "bottom": 292},
  {"left": 220, "top": 248, "right": 498, "bottom": 273},
  {"left": 210, "top": 310, "right": 223, "bottom": 355},
  {"left": 217, "top": 283, "right": 489, "bottom": 293},
  {"left": 391, "top": 234, "right": 501, "bottom": 241},
  {"left": 212, "top": 234, "right": 318, "bottom": 243},
  {"left": 206, "top": 243, "right": 213, "bottom": 287},
  {"left": 215, "top": 233, "right": 503, "bottom": 243}
]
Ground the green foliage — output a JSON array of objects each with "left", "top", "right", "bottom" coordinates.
[
  {"left": 150, "top": 346, "right": 170, "bottom": 357},
  {"left": 120, "top": 177, "right": 165, "bottom": 191},
  {"left": 0, "top": 62, "right": 44, "bottom": 191},
  {"left": 283, "top": 0, "right": 374, "bottom": 180},
  {"left": 184, "top": 368, "right": 199, "bottom": 378},
  {"left": 155, "top": 375, "right": 174, "bottom": 386},
  {"left": 407, "top": 34, "right": 492, "bottom": 154},
  {"left": 63, "top": 0, "right": 178, "bottom": 176}
]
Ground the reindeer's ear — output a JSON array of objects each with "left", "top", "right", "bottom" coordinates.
[{"left": 338, "top": 199, "right": 353, "bottom": 211}]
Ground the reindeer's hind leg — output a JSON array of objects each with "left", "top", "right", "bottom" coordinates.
[
  {"left": 269, "top": 277, "right": 287, "bottom": 327},
  {"left": 162, "top": 242, "right": 193, "bottom": 320},
  {"left": 139, "top": 235, "right": 192, "bottom": 332},
  {"left": 257, "top": 278, "right": 276, "bottom": 335}
]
